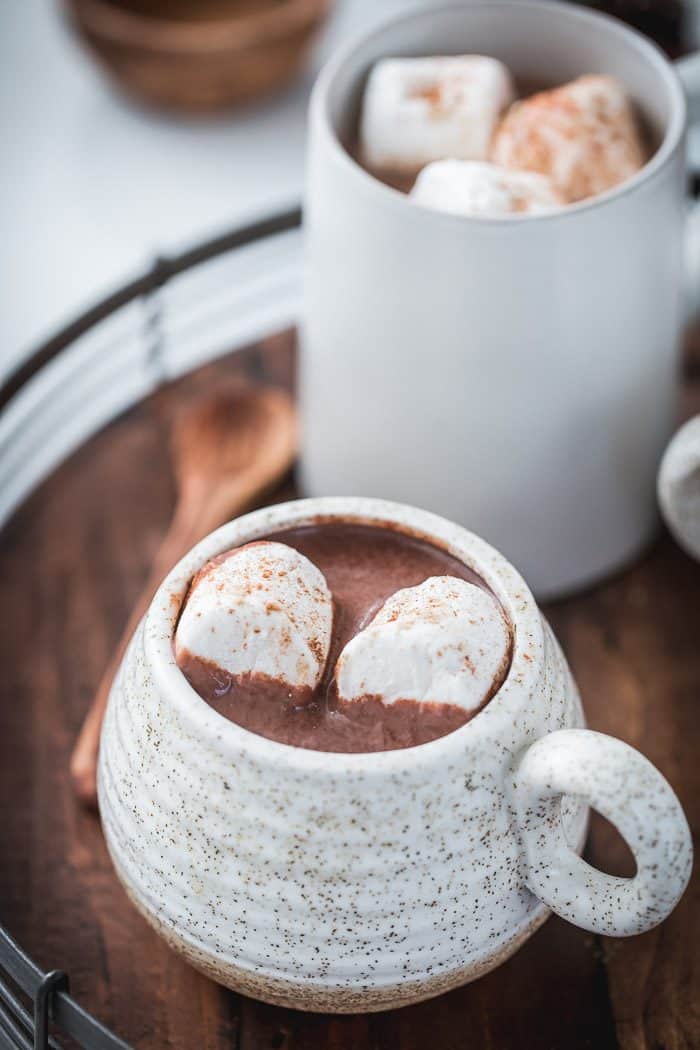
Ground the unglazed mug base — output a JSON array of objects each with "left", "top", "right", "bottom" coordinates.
[{"left": 98, "top": 498, "right": 691, "bottom": 1013}]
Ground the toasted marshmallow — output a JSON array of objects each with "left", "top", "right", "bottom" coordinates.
[
  {"left": 335, "top": 576, "right": 510, "bottom": 711},
  {"left": 410, "top": 159, "right": 563, "bottom": 217},
  {"left": 359, "top": 55, "right": 514, "bottom": 176},
  {"left": 175, "top": 542, "right": 332, "bottom": 690},
  {"left": 491, "top": 74, "right": 646, "bottom": 203}
]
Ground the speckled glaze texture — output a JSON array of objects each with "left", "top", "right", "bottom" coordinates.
[{"left": 98, "top": 498, "right": 692, "bottom": 1013}]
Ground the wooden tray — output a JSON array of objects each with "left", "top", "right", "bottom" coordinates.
[{"left": 1, "top": 330, "right": 698, "bottom": 1050}]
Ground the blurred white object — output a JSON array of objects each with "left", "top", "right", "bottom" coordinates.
[
  {"left": 658, "top": 416, "right": 700, "bottom": 560},
  {"left": 359, "top": 55, "right": 514, "bottom": 174},
  {"left": 175, "top": 541, "right": 333, "bottom": 689},
  {"left": 491, "top": 74, "right": 645, "bottom": 202},
  {"left": 410, "top": 159, "right": 562, "bottom": 217},
  {"left": 335, "top": 576, "right": 510, "bottom": 710}
]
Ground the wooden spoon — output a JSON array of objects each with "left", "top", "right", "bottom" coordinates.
[{"left": 70, "top": 383, "right": 297, "bottom": 808}]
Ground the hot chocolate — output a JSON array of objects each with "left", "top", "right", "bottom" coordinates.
[{"left": 175, "top": 523, "right": 512, "bottom": 752}]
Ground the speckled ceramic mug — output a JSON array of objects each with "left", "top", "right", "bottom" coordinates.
[{"left": 98, "top": 498, "right": 692, "bottom": 1013}]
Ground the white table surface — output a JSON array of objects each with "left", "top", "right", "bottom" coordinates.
[{"left": 0, "top": 0, "right": 440, "bottom": 382}]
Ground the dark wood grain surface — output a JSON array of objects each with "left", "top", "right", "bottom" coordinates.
[{"left": 0, "top": 331, "right": 697, "bottom": 1050}]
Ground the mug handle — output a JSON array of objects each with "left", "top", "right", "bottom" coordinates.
[
  {"left": 514, "top": 728, "right": 692, "bottom": 936},
  {"left": 656, "top": 55, "right": 700, "bottom": 560},
  {"left": 675, "top": 53, "right": 700, "bottom": 319}
]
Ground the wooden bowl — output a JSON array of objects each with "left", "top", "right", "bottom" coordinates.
[{"left": 64, "top": 0, "right": 331, "bottom": 114}]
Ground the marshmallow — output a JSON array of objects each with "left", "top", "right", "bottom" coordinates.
[
  {"left": 175, "top": 542, "right": 333, "bottom": 690},
  {"left": 491, "top": 74, "right": 646, "bottom": 203},
  {"left": 359, "top": 55, "right": 514, "bottom": 175},
  {"left": 335, "top": 576, "right": 511, "bottom": 711},
  {"left": 410, "top": 159, "right": 562, "bottom": 217}
]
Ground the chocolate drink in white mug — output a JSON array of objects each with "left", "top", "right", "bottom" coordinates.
[{"left": 175, "top": 523, "right": 513, "bottom": 752}]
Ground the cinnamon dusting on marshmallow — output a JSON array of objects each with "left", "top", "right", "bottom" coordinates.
[{"left": 491, "top": 74, "right": 646, "bottom": 202}]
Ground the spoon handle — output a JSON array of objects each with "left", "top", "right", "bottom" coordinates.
[{"left": 70, "top": 498, "right": 219, "bottom": 809}]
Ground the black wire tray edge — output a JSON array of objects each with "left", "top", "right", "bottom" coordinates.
[{"left": 0, "top": 206, "right": 302, "bottom": 413}]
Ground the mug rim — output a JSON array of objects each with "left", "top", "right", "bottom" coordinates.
[
  {"left": 309, "top": 0, "right": 687, "bottom": 226},
  {"left": 143, "top": 496, "right": 546, "bottom": 775}
]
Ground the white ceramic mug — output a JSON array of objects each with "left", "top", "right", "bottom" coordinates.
[
  {"left": 301, "top": 1, "right": 700, "bottom": 599},
  {"left": 98, "top": 497, "right": 692, "bottom": 1013}
]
